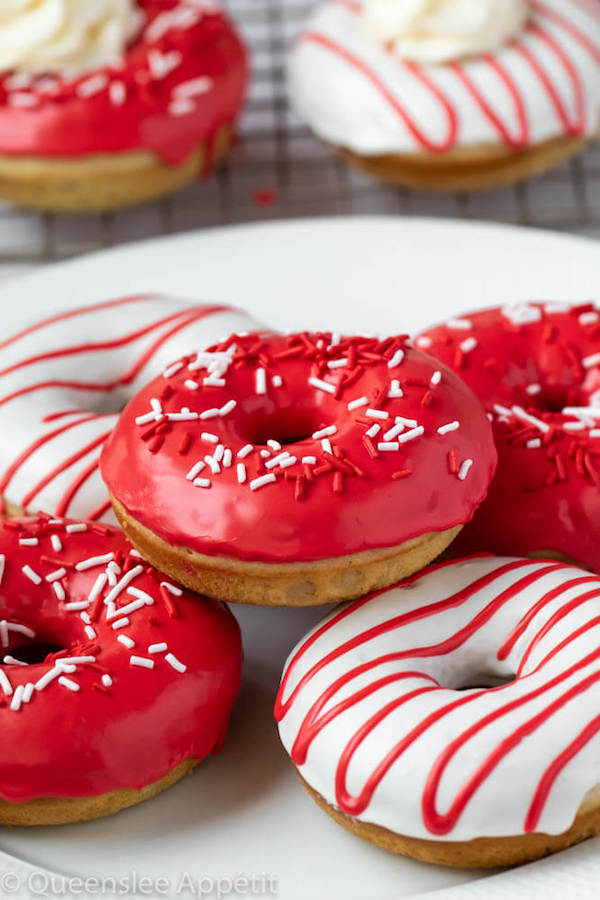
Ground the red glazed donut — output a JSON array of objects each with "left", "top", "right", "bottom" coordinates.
[
  {"left": 0, "top": 1, "right": 248, "bottom": 210},
  {"left": 416, "top": 301, "right": 600, "bottom": 570},
  {"left": 0, "top": 513, "right": 241, "bottom": 825},
  {"left": 101, "top": 330, "right": 497, "bottom": 606}
]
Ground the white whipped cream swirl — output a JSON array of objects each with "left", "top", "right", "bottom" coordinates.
[
  {"left": 0, "top": 0, "right": 143, "bottom": 76},
  {"left": 362, "top": 0, "right": 528, "bottom": 64}
]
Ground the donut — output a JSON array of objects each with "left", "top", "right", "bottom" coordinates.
[
  {"left": 289, "top": 0, "right": 600, "bottom": 191},
  {"left": 0, "top": 1, "right": 248, "bottom": 211},
  {"left": 276, "top": 554, "right": 600, "bottom": 867},
  {"left": 0, "top": 513, "right": 241, "bottom": 826},
  {"left": 415, "top": 301, "right": 600, "bottom": 571},
  {"left": 0, "top": 293, "right": 260, "bottom": 524},
  {"left": 100, "top": 331, "right": 497, "bottom": 607}
]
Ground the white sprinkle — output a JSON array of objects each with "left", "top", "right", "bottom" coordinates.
[
  {"left": 201, "top": 432, "right": 219, "bottom": 443},
  {"left": 0, "top": 669, "right": 12, "bottom": 696},
  {"left": 416, "top": 336, "right": 432, "bottom": 349},
  {"left": 130, "top": 655, "right": 154, "bottom": 669},
  {"left": 66, "top": 523, "right": 87, "bottom": 534},
  {"left": 165, "top": 653, "right": 187, "bottom": 673},
  {"left": 52, "top": 582, "right": 65, "bottom": 602},
  {"left": 437, "top": 421, "right": 460, "bottom": 435},
  {"left": 526, "top": 439, "right": 542, "bottom": 449},
  {"left": 174, "top": 75, "right": 213, "bottom": 98},
  {"left": 388, "top": 380, "right": 404, "bottom": 399},
  {"left": 185, "top": 379, "right": 199, "bottom": 390},
  {"left": 186, "top": 460, "right": 205, "bottom": 480},
  {"left": 203, "top": 376, "right": 225, "bottom": 388},
  {"left": 378, "top": 442, "right": 400, "bottom": 451},
  {"left": 347, "top": 396, "right": 368, "bottom": 411},
  {"left": 22, "top": 565, "right": 42, "bottom": 585},
  {"left": 45, "top": 568, "right": 66, "bottom": 583},
  {"left": 50, "top": 534, "right": 63, "bottom": 553},
  {"left": 129, "top": 550, "right": 142, "bottom": 559},
  {"left": 398, "top": 426, "right": 425, "bottom": 444},
  {"left": 511, "top": 406, "right": 550, "bottom": 434},
  {"left": 502, "top": 303, "right": 542, "bottom": 326},
  {"left": 526, "top": 384, "right": 542, "bottom": 396},
  {"left": 163, "top": 361, "right": 184, "bottom": 379},
  {"left": 80, "top": 612, "right": 91, "bottom": 625},
  {"left": 265, "top": 452, "right": 291, "bottom": 470},
  {"left": 149, "top": 642, "right": 168, "bottom": 654},
  {"left": 580, "top": 312, "right": 599, "bottom": 325},
  {"left": 34, "top": 668, "right": 60, "bottom": 691},
  {"left": 214, "top": 444, "right": 225, "bottom": 463},
  {"left": 102, "top": 674, "right": 113, "bottom": 688},
  {"left": 58, "top": 676, "right": 80, "bottom": 692},
  {"left": 111, "top": 618, "right": 130, "bottom": 630},
  {"left": 88, "top": 572, "right": 107, "bottom": 605},
  {"left": 267, "top": 440, "right": 282, "bottom": 451},
  {"left": 204, "top": 455, "right": 220, "bottom": 475},
  {"left": 366, "top": 409, "right": 389, "bottom": 420},
  {"left": 272, "top": 375, "right": 283, "bottom": 388},
  {"left": 64, "top": 601, "right": 91, "bottom": 612},
  {"left": 58, "top": 656, "right": 95, "bottom": 667},
  {"left": 8, "top": 92, "right": 38, "bottom": 109},
  {"left": 3, "top": 656, "right": 26, "bottom": 666},
  {"left": 321, "top": 438, "right": 333, "bottom": 454},
  {"left": 223, "top": 449, "right": 232, "bottom": 467},
  {"left": 103, "top": 566, "right": 144, "bottom": 607},
  {"left": 19, "top": 537, "right": 38, "bottom": 547},
  {"left": 84, "top": 626, "right": 97, "bottom": 640},
  {"left": 250, "top": 474, "right": 277, "bottom": 491},
  {"left": 135, "top": 408, "right": 156, "bottom": 425},
  {"left": 117, "top": 635, "right": 135, "bottom": 649},
  {"left": 430, "top": 370, "right": 442, "bottom": 387},
  {"left": 302, "top": 456, "right": 317, "bottom": 465},
  {"left": 0, "top": 555, "right": 5, "bottom": 586},
  {"left": 161, "top": 582, "right": 183, "bottom": 597},
  {"left": 458, "top": 459, "right": 474, "bottom": 481},
  {"left": 237, "top": 463, "right": 247, "bottom": 484},
  {"left": 590, "top": 430, "right": 600, "bottom": 438},
  {"left": 563, "top": 407, "right": 600, "bottom": 420},
  {"left": 563, "top": 421, "right": 586, "bottom": 432},
  {"left": 10, "top": 684, "right": 24, "bottom": 710},
  {"left": 383, "top": 422, "right": 404, "bottom": 441},
  {"left": 167, "top": 410, "right": 199, "bottom": 422},
  {"left": 76, "top": 74, "right": 108, "bottom": 98},
  {"left": 582, "top": 353, "right": 600, "bottom": 370},
  {"left": 199, "top": 408, "right": 220, "bottom": 420},
  {"left": 309, "top": 376, "right": 336, "bottom": 395},
  {"left": 327, "top": 358, "right": 348, "bottom": 369},
  {"left": 387, "top": 349, "right": 405, "bottom": 368},
  {"left": 256, "top": 368, "right": 267, "bottom": 395},
  {"left": 237, "top": 444, "right": 253, "bottom": 459},
  {"left": 460, "top": 337, "right": 478, "bottom": 354},
  {"left": 109, "top": 79, "right": 126, "bottom": 106},
  {"left": 312, "top": 425, "right": 337, "bottom": 440},
  {"left": 493, "top": 403, "right": 512, "bottom": 418},
  {"left": 220, "top": 400, "right": 237, "bottom": 416},
  {"left": 22, "top": 683, "right": 34, "bottom": 703},
  {"left": 75, "top": 553, "right": 114, "bottom": 572},
  {"left": 447, "top": 318, "right": 473, "bottom": 330},
  {"left": 193, "top": 478, "right": 211, "bottom": 488},
  {"left": 366, "top": 424, "right": 381, "bottom": 439}
]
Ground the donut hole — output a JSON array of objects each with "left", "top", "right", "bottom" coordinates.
[
  {"left": 246, "top": 409, "right": 326, "bottom": 447},
  {"left": 3, "top": 641, "right": 64, "bottom": 666},
  {"left": 453, "top": 671, "right": 516, "bottom": 691}
]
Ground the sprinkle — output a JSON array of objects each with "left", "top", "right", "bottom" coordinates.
[
  {"left": 267, "top": 440, "right": 282, "bottom": 451},
  {"left": 280, "top": 456, "right": 297, "bottom": 469},
  {"left": 237, "top": 463, "right": 247, "bottom": 484},
  {"left": 398, "top": 426, "right": 425, "bottom": 443},
  {"left": 502, "top": 304, "right": 541, "bottom": 326},
  {"left": 214, "top": 444, "right": 225, "bottom": 463},
  {"left": 164, "top": 361, "right": 184, "bottom": 379},
  {"left": 250, "top": 474, "right": 277, "bottom": 491},
  {"left": 526, "top": 384, "right": 542, "bottom": 396},
  {"left": 110, "top": 80, "right": 126, "bottom": 105},
  {"left": 0, "top": 670, "right": 12, "bottom": 696},
  {"left": 35, "top": 668, "right": 60, "bottom": 691},
  {"left": 312, "top": 426, "right": 337, "bottom": 440},
  {"left": 193, "top": 477, "right": 211, "bottom": 488},
  {"left": 88, "top": 572, "right": 107, "bottom": 605},
  {"left": 527, "top": 439, "right": 542, "bottom": 449},
  {"left": 302, "top": 456, "right": 317, "bottom": 465},
  {"left": 416, "top": 336, "right": 432, "bottom": 349},
  {"left": 199, "top": 408, "right": 220, "bottom": 420},
  {"left": 447, "top": 318, "right": 473, "bottom": 330},
  {"left": 165, "top": 653, "right": 187, "bottom": 673},
  {"left": 149, "top": 642, "right": 168, "bottom": 654},
  {"left": 19, "top": 537, "right": 38, "bottom": 547},
  {"left": 328, "top": 358, "right": 348, "bottom": 369},
  {"left": 102, "top": 674, "right": 113, "bottom": 688},
  {"left": 204, "top": 455, "right": 220, "bottom": 474},
  {"left": 383, "top": 422, "right": 404, "bottom": 441},
  {"left": 309, "top": 376, "right": 336, "bottom": 395},
  {"left": 22, "top": 683, "right": 34, "bottom": 703},
  {"left": 80, "top": 612, "right": 91, "bottom": 624},
  {"left": 265, "top": 452, "right": 291, "bottom": 469},
  {"left": 75, "top": 553, "right": 114, "bottom": 572},
  {"left": 103, "top": 566, "right": 144, "bottom": 607},
  {"left": 347, "top": 396, "right": 368, "bottom": 411},
  {"left": 10, "top": 684, "right": 24, "bottom": 711},
  {"left": 511, "top": 406, "right": 550, "bottom": 434},
  {"left": 321, "top": 438, "right": 333, "bottom": 454},
  {"left": 460, "top": 337, "right": 478, "bottom": 354},
  {"left": 76, "top": 74, "right": 108, "bottom": 98},
  {"left": 366, "top": 424, "right": 381, "bottom": 439},
  {"left": 458, "top": 459, "right": 474, "bottom": 481},
  {"left": 582, "top": 353, "right": 600, "bottom": 370},
  {"left": 437, "top": 421, "right": 460, "bottom": 435},
  {"left": 388, "top": 380, "right": 404, "bottom": 399},
  {"left": 256, "top": 369, "right": 267, "bottom": 395},
  {"left": 58, "top": 676, "right": 80, "bottom": 692},
  {"left": 66, "top": 524, "right": 87, "bottom": 534},
  {"left": 84, "top": 626, "right": 97, "bottom": 640},
  {"left": 130, "top": 656, "right": 154, "bottom": 670},
  {"left": 237, "top": 444, "right": 253, "bottom": 459},
  {"left": 366, "top": 409, "right": 389, "bottom": 420},
  {"left": 185, "top": 379, "right": 199, "bottom": 390},
  {"left": 201, "top": 432, "right": 219, "bottom": 443},
  {"left": 53, "top": 582, "right": 65, "bottom": 601},
  {"left": 387, "top": 349, "right": 405, "bottom": 368},
  {"left": 272, "top": 375, "right": 283, "bottom": 388},
  {"left": 590, "top": 430, "right": 600, "bottom": 438},
  {"left": 186, "top": 460, "right": 205, "bottom": 480},
  {"left": 117, "top": 635, "right": 135, "bottom": 649},
  {"left": 111, "top": 618, "right": 130, "bottom": 630},
  {"left": 430, "top": 370, "right": 442, "bottom": 387},
  {"left": 378, "top": 442, "right": 399, "bottom": 451},
  {"left": 161, "top": 582, "right": 183, "bottom": 597},
  {"left": 220, "top": 400, "right": 237, "bottom": 416},
  {"left": 64, "top": 601, "right": 91, "bottom": 611},
  {"left": 22, "top": 565, "right": 42, "bottom": 585},
  {"left": 50, "top": 534, "right": 63, "bottom": 553},
  {"left": 204, "top": 376, "right": 225, "bottom": 388},
  {"left": 580, "top": 312, "right": 599, "bottom": 325},
  {"left": 3, "top": 656, "right": 26, "bottom": 666},
  {"left": 45, "top": 568, "right": 67, "bottom": 583}
]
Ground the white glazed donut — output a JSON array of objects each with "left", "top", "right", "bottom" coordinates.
[
  {"left": 0, "top": 294, "right": 260, "bottom": 522},
  {"left": 276, "top": 555, "right": 600, "bottom": 866},
  {"left": 289, "top": 0, "right": 600, "bottom": 156}
]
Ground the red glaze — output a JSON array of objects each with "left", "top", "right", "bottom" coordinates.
[
  {"left": 417, "top": 301, "right": 600, "bottom": 571},
  {"left": 0, "top": 514, "right": 241, "bottom": 802},
  {"left": 101, "top": 331, "right": 497, "bottom": 563},
  {"left": 0, "top": 1, "right": 248, "bottom": 166}
]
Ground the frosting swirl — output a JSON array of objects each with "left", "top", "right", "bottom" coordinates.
[
  {"left": 0, "top": 0, "right": 143, "bottom": 76},
  {"left": 362, "top": 0, "right": 528, "bottom": 63}
]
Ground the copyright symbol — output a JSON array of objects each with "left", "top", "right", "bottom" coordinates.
[{"left": 0, "top": 871, "right": 20, "bottom": 894}]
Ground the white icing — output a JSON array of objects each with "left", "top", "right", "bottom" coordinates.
[
  {"left": 362, "top": 0, "right": 527, "bottom": 64},
  {"left": 289, "top": 0, "right": 600, "bottom": 154},
  {"left": 277, "top": 556, "right": 600, "bottom": 841},
  {"left": 0, "top": 295, "right": 261, "bottom": 523},
  {"left": 0, "top": 0, "right": 143, "bottom": 76}
]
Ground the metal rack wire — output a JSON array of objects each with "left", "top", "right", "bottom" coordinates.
[{"left": 0, "top": 0, "right": 598, "bottom": 265}]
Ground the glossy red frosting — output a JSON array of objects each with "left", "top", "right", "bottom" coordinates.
[
  {"left": 0, "top": 514, "right": 241, "bottom": 802},
  {"left": 0, "top": 1, "right": 248, "bottom": 165},
  {"left": 417, "top": 302, "right": 600, "bottom": 571},
  {"left": 101, "top": 331, "right": 497, "bottom": 563}
]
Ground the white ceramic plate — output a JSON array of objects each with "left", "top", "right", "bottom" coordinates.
[{"left": 1, "top": 217, "right": 600, "bottom": 900}]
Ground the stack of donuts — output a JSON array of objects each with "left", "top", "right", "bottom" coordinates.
[{"left": 3, "top": 290, "right": 600, "bottom": 876}]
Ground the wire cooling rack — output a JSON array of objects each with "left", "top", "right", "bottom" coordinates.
[{"left": 0, "top": 0, "right": 599, "bottom": 265}]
